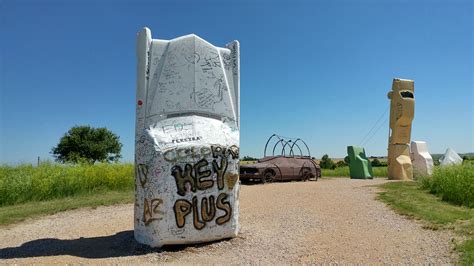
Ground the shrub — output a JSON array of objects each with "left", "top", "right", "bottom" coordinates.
[
  {"left": 320, "top": 154, "right": 336, "bottom": 169},
  {"left": 371, "top": 158, "right": 382, "bottom": 167},
  {"left": 344, "top": 156, "right": 350, "bottom": 165},
  {"left": 370, "top": 158, "right": 387, "bottom": 167},
  {"left": 421, "top": 164, "right": 474, "bottom": 208},
  {"left": 336, "top": 161, "right": 347, "bottom": 168},
  {"left": 241, "top": 156, "right": 258, "bottom": 161}
]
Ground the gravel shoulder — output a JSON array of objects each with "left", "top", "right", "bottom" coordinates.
[{"left": 0, "top": 178, "right": 457, "bottom": 264}]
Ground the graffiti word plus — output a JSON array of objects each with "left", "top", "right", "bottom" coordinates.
[{"left": 174, "top": 193, "right": 232, "bottom": 230}]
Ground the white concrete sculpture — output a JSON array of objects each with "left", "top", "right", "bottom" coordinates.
[
  {"left": 439, "top": 148, "right": 462, "bottom": 166},
  {"left": 134, "top": 27, "right": 240, "bottom": 247},
  {"left": 410, "top": 141, "right": 434, "bottom": 177}
]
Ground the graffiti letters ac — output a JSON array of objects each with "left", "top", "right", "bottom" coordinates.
[{"left": 143, "top": 198, "right": 164, "bottom": 225}]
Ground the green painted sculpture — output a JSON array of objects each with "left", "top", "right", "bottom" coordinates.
[{"left": 347, "top": 146, "right": 373, "bottom": 179}]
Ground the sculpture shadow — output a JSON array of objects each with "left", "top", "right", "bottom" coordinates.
[{"left": 0, "top": 230, "right": 223, "bottom": 259}]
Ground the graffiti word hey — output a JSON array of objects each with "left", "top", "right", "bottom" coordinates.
[{"left": 170, "top": 145, "right": 239, "bottom": 196}]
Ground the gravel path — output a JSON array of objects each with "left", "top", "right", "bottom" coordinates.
[{"left": 0, "top": 178, "right": 457, "bottom": 264}]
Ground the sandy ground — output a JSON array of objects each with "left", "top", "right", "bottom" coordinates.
[{"left": 0, "top": 178, "right": 457, "bottom": 264}]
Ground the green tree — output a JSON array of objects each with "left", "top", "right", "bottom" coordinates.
[
  {"left": 344, "top": 155, "right": 350, "bottom": 164},
  {"left": 320, "top": 154, "right": 336, "bottom": 169},
  {"left": 336, "top": 160, "right": 347, "bottom": 168},
  {"left": 241, "top": 156, "right": 258, "bottom": 161},
  {"left": 52, "top": 125, "right": 122, "bottom": 164},
  {"left": 371, "top": 158, "right": 382, "bottom": 167}
]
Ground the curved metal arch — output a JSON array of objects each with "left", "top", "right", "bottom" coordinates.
[
  {"left": 264, "top": 134, "right": 287, "bottom": 157},
  {"left": 264, "top": 134, "right": 278, "bottom": 157},
  {"left": 280, "top": 140, "right": 294, "bottom": 156},
  {"left": 272, "top": 139, "right": 287, "bottom": 156},
  {"left": 264, "top": 134, "right": 312, "bottom": 158},
  {"left": 288, "top": 139, "right": 304, "bottom": 157},
  {"left": 290, "top": 143, "right": 303, "bottom": 157},
  {"left": 291, "top": 139, "right": 311, "bottom": 157}
]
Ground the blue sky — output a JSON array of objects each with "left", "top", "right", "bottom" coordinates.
[{"left": 1, "top": 0, "right": 473, "bottom": 164}]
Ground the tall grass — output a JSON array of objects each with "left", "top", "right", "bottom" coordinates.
[
  {"left": 421, "top": 163, "right": 474, "bottom": 208},
  {"left": 322, "top": 166, "right": 350, "bottom": 177},
  {"left": 0, "top": 162, "right": 134, "bottom": 206},
  {"left": 322, "top": 166, "right": 387, "bottom": 177}
]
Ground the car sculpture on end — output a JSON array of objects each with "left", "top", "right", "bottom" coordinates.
[{"left": 240, "top": 134, "right": 321, "bottom": 183}]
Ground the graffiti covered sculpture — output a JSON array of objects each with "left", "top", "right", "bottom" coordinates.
[
  {"left": 410, "top": 141, "right": 434, "bottom": 177},
  {"left": 134, "top": 27, "right": 240, "bottom": 247},
  {"left": 387, "top": 78, "right": 415, "bottom": 180},
  {"left": 347, "top": 146, "right": 373, "bottom": 179}
]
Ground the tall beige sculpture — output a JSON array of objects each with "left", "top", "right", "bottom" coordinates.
[{"left": 387, "top": 78, "right": 415, "bottom": 180}]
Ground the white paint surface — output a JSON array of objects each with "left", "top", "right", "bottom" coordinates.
[
  {"left": 410, "top": 141, "right": 434, "bottom": 177},
  {"left": 134, "top": 27, "right": 240, "bottom": 247}
]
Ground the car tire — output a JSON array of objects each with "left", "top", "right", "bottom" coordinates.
[
  {"left": 262, "top": 170, "right": 275, "bottom": 184},
  {"left": 300, "top": 167, "right": 311, "bottom": 182}
]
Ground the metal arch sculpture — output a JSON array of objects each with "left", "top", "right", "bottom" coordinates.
[
  {"left": 270, "top": 139, "right": 282, "bottom": 156},
  {"left": 289, "top": 138, "right": 311, "bottom": 158},
  {"left": 263, "top": 134, "right": 311, "bottom": 157},
  {"left": 287, "top": 138, "right": 304, "bottom": 157},
  {"left": 281, "top": 139, "right": 304, "bottom": 157},
  {"left": 279, "top": 139, "right": 294, "bottom": 156},
  {"left": 280, "top": 140, "right": 293, "bottom": 156},
  {"left": 272, "top": 139, "right": 290, "bottom": 156},
  {"left": 264, "top": 134, "right": 285, "bottom": 157},
  {"left": 263, "top": 134, "right": 277, "bottom": 157},
  {"left": 289, "top": 143, "right": 303, "bottom": 156}
]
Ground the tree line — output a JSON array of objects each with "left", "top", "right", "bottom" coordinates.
[{"left": 51, "top": 126, "right": 391, "bottom": 168}]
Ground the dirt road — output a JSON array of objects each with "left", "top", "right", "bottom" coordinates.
[{"left": 0, "top": 178, "right": 457, "bottom": 264}]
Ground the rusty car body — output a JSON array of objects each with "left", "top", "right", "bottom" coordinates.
[{"left": 240, "top": 134, "right": 321, "bottom": 183}]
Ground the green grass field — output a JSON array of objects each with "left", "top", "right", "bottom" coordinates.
[
  {"left": 0, "top": 190, "right": 133, "bottom": 226},
  {"left": 0, "top": 162, "right": 134, "bottom": 226},
  {"left": 322, "top": 166, "right": 387, "bottom": 177},
  {"left": 0, "top": 162, "right": 133, "bottom": 206}
]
